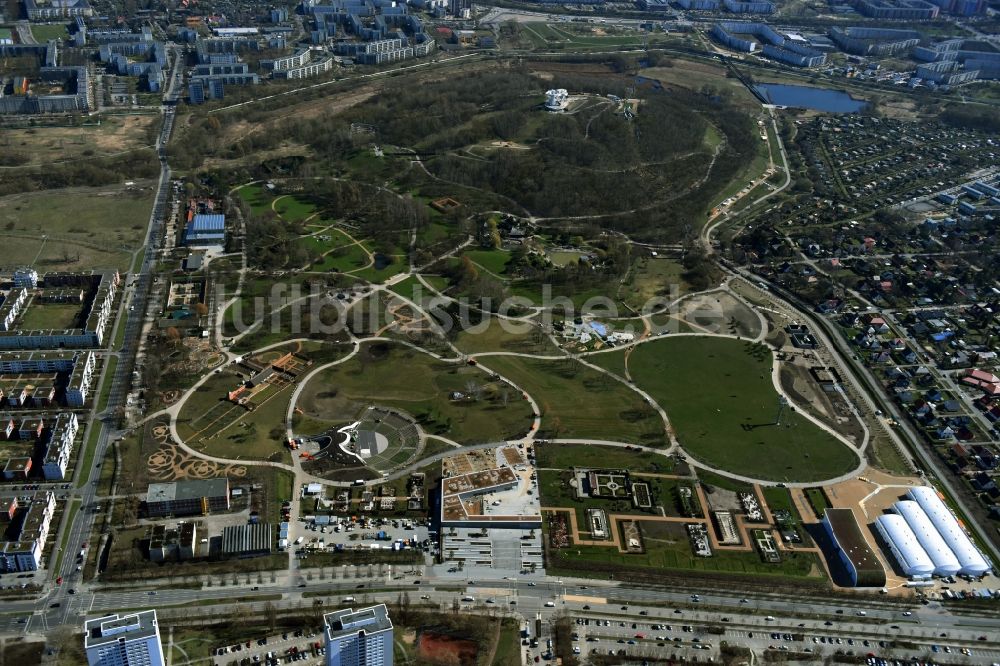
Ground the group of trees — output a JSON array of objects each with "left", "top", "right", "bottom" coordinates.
[{"left": 0, "top": 149, "right": 158, "bottom": 197}]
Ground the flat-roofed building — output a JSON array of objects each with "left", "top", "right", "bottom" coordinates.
[
  {"left": 324, "top": 604, "right": 393, "bottom": 666},
  {"left": 221, "top": 523, "right": 272, "bottom": 558},
  {"left": 145, "top": 478, "right": 230, "bottom": 517},
  {"left": 84, "top": 610, "right": 165, "bottom": 666},
  {"left": 821, "top": 508, "right": 887, "bottom": 587}
]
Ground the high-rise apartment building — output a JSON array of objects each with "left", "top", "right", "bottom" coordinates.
[
  {"left": 84, "top": 610, "right": 165, "bottom": 666},
  {"left": 324, "top": 604, "right": 394, "bottom": 666}
]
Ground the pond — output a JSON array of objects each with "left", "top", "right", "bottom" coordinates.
[{"left": 753, "top": 83, "right": 869, "bottom": 113}]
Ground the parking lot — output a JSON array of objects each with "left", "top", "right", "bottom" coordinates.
[
  {"left": 212, "top": 628, "right": 325, "bottom": 666},
  {"left": 294, "top": 515, "right": 431, "bottom": 558}
]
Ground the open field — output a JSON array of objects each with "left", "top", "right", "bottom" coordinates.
[
  {"left": 463, "top": 249, "right": 511, "bottom": 276},
  {"left": 481, "top": 356, "right": 665, "bottom": 446},
  {"left": 628, "top": 337, "right": 860, "bottom": 482},
  {"left": 296, "top": 342, "right": 535, "bottom": 445},
  {"left": 620, "top": 256, "right": 689, "bottom": 310},
  {"left": 0, "top": 185, "right": 154, "bottom": 272},
  {"left": 0, "top": 115, "right": 156, "bottom": 168},
  {"left": 535, "top": 442, "right": 674, "bottom": 474},
  {"left": 27, "top": 23, "right": 68, "bottom": 41},
  {"left": 175, "top": 369, "right": 292, "bottom": 463},
  {"left": 454, "top": 317, "right": 558, "bottom": 355}
]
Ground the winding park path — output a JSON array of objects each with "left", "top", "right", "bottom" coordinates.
[{"left": 149, "top": 123, "right": 869, "bottom": 494}]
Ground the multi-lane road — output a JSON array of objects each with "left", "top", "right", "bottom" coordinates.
[
  {"left": 10, "top": 46, "right": 187, "bottom": 634},
  {"left": 6, "top": 570, "right": 1000, "bottom": 661}
]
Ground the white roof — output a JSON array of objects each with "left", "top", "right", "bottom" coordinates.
[
  {"left": 908, "top": 486, "right": 991, "bottom": 576},
  {"left": 893, "top": 501, "right": 961, "bottom": 576},
  {"left": 875, "top": 514, "right": 934, "bottom": 577}
]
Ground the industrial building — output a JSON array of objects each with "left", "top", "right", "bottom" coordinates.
[
  {"left": 907, "top": 486, "right": 991, "bottom": 576},
  {"left": 85, "top": 610, "right": 165, "bottom": 666},
  {"left": 892, "top": 500, "right": 961, "bottom": 576},
  {"left": 221, "top": 523, "right": 273, "bottom": 558},
  {"left": 821, "top": 508, "right": 887, "bottom": 587},
  {"left": 183, "top": 214, "right": 226, "bottom": 246},
  {"left": 323, "top": 604, "right": 393, "bottom": 666},
  {"left": 145, "top": 478, "right": 230, "bottom": 517},
  {"left": 874, "top": 513, "right": 935, "bottom": 578}
]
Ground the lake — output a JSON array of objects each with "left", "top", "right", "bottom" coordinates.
[{"left": 753, "top": 83, "right": 869, "bottom": 113}]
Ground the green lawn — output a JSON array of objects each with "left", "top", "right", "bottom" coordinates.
[
  {"left": 296, "top": 342, "right": 535, "bottom": 445},
  {"left": 628, "top": 336, "right": 860, "bottom": 482},
  {"left": 51, "top": 499, "right": 80, "bottom": 577},
  {"left": 19, "top": 302, "right": 82, "bottom": 330},
  {"left": 295, "top": 228, "right": 353, "bottom": 256},
  {"left": 804, "top": 487, "right": 831, "bottom": 519},
  {"left": 463, "top": 249, "right": 511, "bottom": 276},
  {"left": 492, "top": 619, "right": 523, "bottom": 666},
  {"left": 273, "top": 195, "right": 316, "bottom": 222},
  {"left": 481, "top": 356, "right": 666, "bottom": 446},
  {"left": 235, "top": 183, "right": 274, "bottom": 216},
  {"left": 96, "top": 357, "right": 118, "bottom": 413},
  {"left": 535, "top": 441, "right": 673, "bottom": 473},
  {"left": 76, "top": 423, "right": 102, "bottom": 489},
  {"left": 310, "top": 241, "right": 371, "bottom": 273},
  {"left": 350, "top": 257, "right": 407, "bottom": 283},
  {"left": 29, "top": 23, "right": 68, "bottom": 41}
]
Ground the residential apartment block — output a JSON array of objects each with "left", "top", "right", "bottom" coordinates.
[
  {"left": 711, "top": 22, "right": 826, "bottom": 67},
  {"left": 0, "top": 270, "right": 119, "bottom": 350},
  {"left": 85, "top": 610, "right": 166, "bottom": 666},
  {"left": 0, "top": 350, "right": 95, "bottom": 408},
  {"left": 0, "top": 491, "right": 55, "bottom": 572},
  {"left": 23, "top": 0, "right": 92, "bottom": 18},
  {"left": 324, "top": 604, "right": 394, "bottom": 666}
]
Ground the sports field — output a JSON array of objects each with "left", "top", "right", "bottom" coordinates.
[{"left": 628, "top": 336, "right": 860, "bottom": 482}]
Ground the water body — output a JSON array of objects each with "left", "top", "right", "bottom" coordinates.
[{"left": 753, "top": 83, "right": 869, "bottom": 113}]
